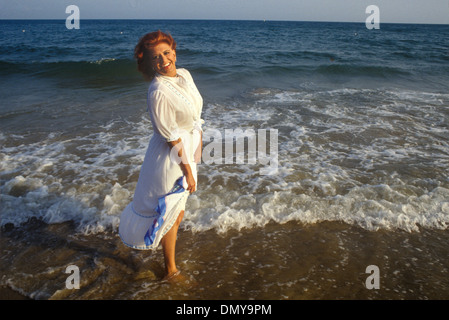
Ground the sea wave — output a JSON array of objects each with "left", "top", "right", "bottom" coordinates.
[
  {"left": 0, "top": 58, "right": 138, "bottom": 78},
  {"left": 0, "top": 56, "right": 423, "bottom": 84},
  {"left": 1, "top": 87, "right": 448, "bottom": 235},
  {"left": 315, "top": 63, "right": 411, "bottom": 77}
]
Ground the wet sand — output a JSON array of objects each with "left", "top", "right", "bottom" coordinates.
[{"left": 1, "top": 218, "right": 448, "bottom": 300}]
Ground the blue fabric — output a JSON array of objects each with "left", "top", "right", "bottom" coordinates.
[{"left": 144, "top": 176, "right": 186, "bottom": 246}]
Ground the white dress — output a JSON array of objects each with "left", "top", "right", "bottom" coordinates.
[{"left": 119, "top": 68, "right": 203, "bottom": 250}]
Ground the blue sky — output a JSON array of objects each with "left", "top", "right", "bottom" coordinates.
[{"left": 1, "top": 0, "right": 448, "bottom": 24}]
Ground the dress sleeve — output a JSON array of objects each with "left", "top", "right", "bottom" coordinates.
[{"left": 148, "top": 90, "right": 180, "bottom": 142}]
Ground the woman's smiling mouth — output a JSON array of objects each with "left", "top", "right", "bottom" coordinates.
[{"left": 162, "top": 62, "right": 173, "bottom": 72}]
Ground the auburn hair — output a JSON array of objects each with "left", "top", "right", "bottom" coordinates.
[{"left": 134, "top": 30, "right": 177, "bottom": 81}]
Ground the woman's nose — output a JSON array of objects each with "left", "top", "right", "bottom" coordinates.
[{"left": 160, "top": 55, "right": 169, "bottom": 64}]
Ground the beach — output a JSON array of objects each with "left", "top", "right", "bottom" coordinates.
[
  {"left": 2, "top": 218, "right": 449, "bottom": 299},
  {"left": 1, "top": 19, "right": 448, "bottom": 300}
]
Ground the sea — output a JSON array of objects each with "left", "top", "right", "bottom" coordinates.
[{"left": 1, "top": 19, "right": 448, "bottom": 300}]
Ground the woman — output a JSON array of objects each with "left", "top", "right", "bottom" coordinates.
[{"left": 119, "top": 30, "right": 203, "bottom": 281}]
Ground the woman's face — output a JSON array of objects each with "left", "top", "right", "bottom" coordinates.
[{"left": 149, "top": 42, "right": 177, "bottom": 77}]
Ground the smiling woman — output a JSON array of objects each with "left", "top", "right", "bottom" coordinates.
[
  {"left": 118, "top": 30, "right": 204, "bottom": 281},
  {"left": 134, "top": 30, "right": 178, "bottom": 80}
]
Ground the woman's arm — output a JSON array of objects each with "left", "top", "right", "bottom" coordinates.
[
  {"left": 194, "top": 131, "right": 202, "bottom": 164},
  {"left": 167, "top": 138, "right": 196, "bottom": 193}
]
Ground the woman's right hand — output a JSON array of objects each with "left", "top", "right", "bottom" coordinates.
[
  {"left": 185, "top": 172, "right": 196, "bottom": 193},
  {"left": 167, "top": 138, "right": 196, "bottom": 193}
]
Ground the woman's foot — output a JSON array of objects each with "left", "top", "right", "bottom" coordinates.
[{"left": 162, "top": 269, "right": 182, "bottom": 282}]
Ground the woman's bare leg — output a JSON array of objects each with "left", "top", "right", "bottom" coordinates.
[{"left": 161, "top": 210, "right": 184, "bottom": 279}]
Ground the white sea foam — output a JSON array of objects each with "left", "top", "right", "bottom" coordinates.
[
  {"left": 0, "top": 118, "right": 149, "bottom": 233},
  {"left": 1, "top": 88, "right": 448, "bottom": 234}
]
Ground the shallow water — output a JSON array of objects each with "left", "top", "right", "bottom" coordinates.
[{"left": 2, "top": 219, "right": 448, "bottom": 300}]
